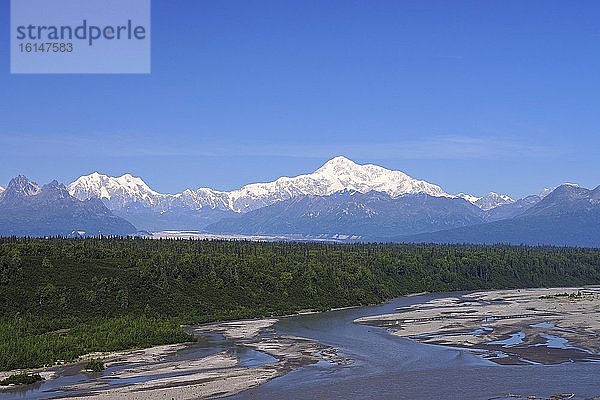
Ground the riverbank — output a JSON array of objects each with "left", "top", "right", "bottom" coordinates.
[
  {"left": 4, "top": 239, "right": 600, "bottom": 377},
  {"left": 0, "top": 318, "right": 347, "bottom": 399},
  {"left": 0, "top": 343, "right": 189, "bottom": 390},
  {"left": 355, "top": 287, "right": 600, "bottom": 364},
  {"left": 4, "top": 288, "right": 600, "bottom": 400}
]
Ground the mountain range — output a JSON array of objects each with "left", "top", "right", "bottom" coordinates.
[
  {"left": 404, "top": 184, "right": 600, "bottom": 247},
  {"left": 65, "top": 156, "right": 515, "bottom": 230},
  {"left": 206, "top": 190, "right": 487, "bottom": 240},
  {"left": 1, "top": 156, "right": 598, "bottom": 246},
  {"left": 0, "top": 176, "right": 136, "bottom": 237},
  {"left": 67, "top": 156, "right": 453, "bottom": 213}
]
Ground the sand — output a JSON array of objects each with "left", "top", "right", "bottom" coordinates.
[
  {"left": 356, "top": 287, "right": 600, "bottom": 364},
  {"left": 0, "top": 343, "right": 187, "bottom": 383},
  {"left": 195, "top": 318, "right": 279, "bottom": 340},
  {"left": 39, "top": 318, "right": 345, "bottom": 399}
]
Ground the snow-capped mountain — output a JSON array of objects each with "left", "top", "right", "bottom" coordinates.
[
  {"left": 3, "top": 168, "right": 599, "bottom": 245},
  {"left": 68, "top": 172, "right": 164, "bottom": 209},
  {"left": 473, "top": 192, "right": 514, "bottom": 211},
  {"left": 0, "top": 176, "right": 136, "bottom": 236},
  {"left": 68, "top": 156, "right": 453, "bottom": 213},
  {"left": 65, "top": 156, "right": 520, "bottom": 230},
  {"left": 225, "top": 156, "right": 451, "bottom": 212},
  {"left": 1, "top": 175, "right": 42, "bottom": 203},
  {"left": 175, "top": 188, "right": 230, "bottom": 210},
  {"left": 68, "top": 172, "right": 233, "bottom": 212},
  {"left": 68, "top": 171, "right": 234, "bottom": 211},
  {"left": 457, "top": 192, "right": 514, "bottom": 210}
]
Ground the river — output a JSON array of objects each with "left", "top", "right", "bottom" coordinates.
[
  {"left": 2, "top": 292, "right": 600, "bottom": 399},
  {"left": 228, "top": 293, "right": 600, "bottom": 400}
]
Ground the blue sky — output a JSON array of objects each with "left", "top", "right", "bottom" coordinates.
[{"left": 1, "top": 0, "right": 599, "bottom": 198}]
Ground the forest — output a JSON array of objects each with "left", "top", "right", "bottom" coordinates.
[{"left": 1, "top": 237, "right": 600, "bottom": 371}]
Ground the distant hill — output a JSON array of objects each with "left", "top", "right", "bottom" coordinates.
[
  {"left": 207, "top": 183, "right": 600, "bottom": 247},
  {"left": 402, "top": 184, "right": 600, "bottom": 247}
]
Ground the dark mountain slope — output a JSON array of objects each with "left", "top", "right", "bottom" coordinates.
[
  {"left": 0, "top": 176, "right": 136, "bottom": 237},
  {"left": 206, "top": 191, "right": 485, "bottom": 239},
  {"left": 403, "top": 184, "right": 600, "bottom": 247}
]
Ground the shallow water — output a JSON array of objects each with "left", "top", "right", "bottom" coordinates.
[
  {"left": 0, "top": 327, "right": 276, "bottom": 399},
  {"left": 3, "top": 292, "right": 600, "bottom": 399},
  {"left": 228, "top": 293, "right": 600, "bottom": 400},
  {"left": 531, "top": 321, "right": 556, "bottom": 329},
  {"left": 487, "top": 331, "right": 526, "bottom": 347}
]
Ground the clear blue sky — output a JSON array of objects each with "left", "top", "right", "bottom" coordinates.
[{"left": 1, "top": 0, "right": 599, "bottom": 198}]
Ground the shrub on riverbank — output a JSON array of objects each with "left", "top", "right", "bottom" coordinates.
[
  {"left": 0, "top": 373, "right": 43, "bottom": 386},
  {"left": 84, "top": 359, "right": 105, "bottom": 372},
  {"left": 0, "top": 316, "right": 194, "bottom": 371}
]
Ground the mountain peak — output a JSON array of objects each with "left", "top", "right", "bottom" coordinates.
[
  {"left": 68, "top": 157, "right": 453, "bottom": 213},
  {"left": 311, "top": 156, "right": 446, "bottom": 196},
  {"left": 539, "top": 187, "right": 554, "bottom": 198},
  {"left": 4, "top": 175, "right": 42, "bottom": 198},
  {"left": 538, "top": 184, "right": 590, "bottom": 204},
  {"left": 315, "top": 156, "right": 359, "bottom": 173},
  {"left": 40, "top": 180, "right": 70, "bottom": 200},
  {"left": 113, "top": 173, "right": 156, "bottom": 193},
  {"left": 552, "top": 183, "right": 586, "bottom": 195},
  {"left": 68, "top": 172, "right": 160, "bottom": 207},
  {"left": 470, "top": 192, "right": 514, "bottom": 211},
  {"left": 457, "top": 191, "right": 515, "bottom": 210},
  {"left": 0, "top": 176, "right": 136, "bottom": 236}
]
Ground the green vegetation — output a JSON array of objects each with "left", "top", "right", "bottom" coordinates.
[
  {"left": 1, "top": 237, "right": 600, "bottom": 371},
  {"left": 0, "top": 315, "right": 193, "bottom": 371},
  {"left": 84, "top": 359, "right": 105, "bottom": 372},
  {"left": 540, "top": 290, "right": 591, "bottom": 300},
  {"left": 0, "top": 373, "right": 43, "bottom": 386}
]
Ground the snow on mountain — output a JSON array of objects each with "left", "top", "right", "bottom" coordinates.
[
  {"left": 67, "top": 157, "right": 518, "bottom": 214},
  {"left": 225, "top": 156, "right": 451, "bottom": 212},
  {"left": 0, "top": 186, "right": 4, "bottom": 196},
  {"left": 539, "top": 188, "right": 554, "bottom": 198},
  {"left": 67, "top": 156, "right": 453, "bottom": 213},
  {"left": 173, "top": 188, "right": 230, "bottom": 210},
  {"left": 457, "top": 191, "right": 515, "bottom": 210},
  {"left": 3, "top": 175, "right": 42, "bottom": 200},
  {"left": 68, "top": 172, "right": 231, "bottom": 211},
  {"left": 457, "top": 193, "right": 480, "bottom": 204},
  {"left": 473, "top": 192, "right": 515, "bottom": 211},
  {"left": 0, "top": 175, "right": 136, "bottom": 236},
  {"left": 68, "top": 172, "right": 162, "bottom": 209},
  {"left": 313, "top": 156, "right": 448, "bottom": 197}
]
